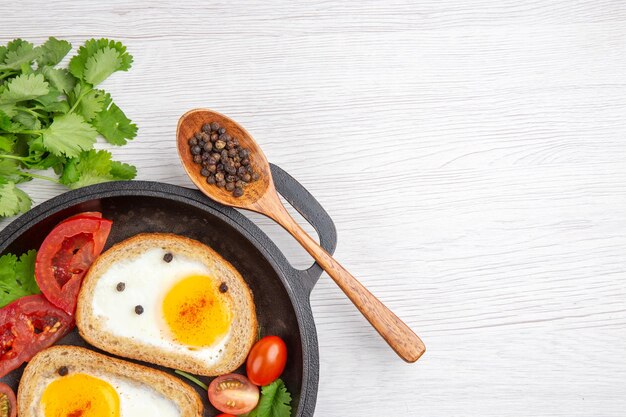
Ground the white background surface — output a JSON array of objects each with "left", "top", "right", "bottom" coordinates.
[{"left": 2, "top": 1, "right": 626, "bottom": 415}]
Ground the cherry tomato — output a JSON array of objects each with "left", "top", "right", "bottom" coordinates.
[
  {"left": 246, "top": 335, "right": 287, "bottom": 386},
  {"left": 215, "top": 415, "right": 236, "bottom": 417},
  {"left": 0, "top": 295, "right": 72, "bottom": 377},
  {"left": 208, "top": 373, "right": 259, "bottom": 415},
  {"left": 35, "top": 214, "right": 112, "bottom": 314},
  {"left": 0, "top": 382, "right": 17, "bottom": 417}
]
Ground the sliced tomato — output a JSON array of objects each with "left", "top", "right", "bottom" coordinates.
[
  {"left": 35, "top": 214, "right": 112, "bottom": 315},
  {"left": 0, "top": 295, "right": 72, "bottom": 377},
  {"left": 60, "top": 211, "right": 103, "bottom": 223},
  {"left": 0, "top": 382, "right": 17, "bottom": 417},
  {"left": 208, "top": 374, "right": 259, "bottom": 415},
  {"left": 0, "top": 311, "right": 23, "bottom": 378}
]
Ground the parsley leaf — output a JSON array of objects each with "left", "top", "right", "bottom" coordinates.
[
  {"left": 69, "top": 38, "right": 133, "bottom": 81},
  {"left": 41, "top": 113, "right": 97, "bottom": 157},
  {"left": 84, "top": 47, "right": 123, "bottom": 86},
  {"left": 92, "top": 97, "right": 137, "bottom": 145},
  {"left": 0, "top": 249, "right": 40, "bottom": 308},
  {"left": 0, "top": 40, "right": 41, "bottom": 71},
  {"left": 60, "top": 149, "right": 137, "bottom": 189},
  {"left": 37, "top": 37, "right": 72, "bottom": 67},
  {"left": 0, "top": 37, "right": 138, "bottom": 218},
  {"left": 0, "top": 73, "right": 49, "bottom": 104},
  {"left": 0, "top": 182, "right": 32, "bottom": 217},
  {"left": 72, "top": 86, "right": 107, "bottom": 121},
  {"left": 245, "top": 379, "right": 293, "bottom": 417},
  {"left": 41, "top": 66, "right": 76, "bottom": 94}
]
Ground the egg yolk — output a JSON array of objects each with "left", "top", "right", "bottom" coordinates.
[
  {"left": 162, "top": 274, "right": 231, "bottom": 347},
  {"left": 41, "top": 373, "right": 120, "bottom": 417}
]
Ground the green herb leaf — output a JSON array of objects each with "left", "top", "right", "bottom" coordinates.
[
  {"left": 84, "top": 47, "right": 123, "bottom": 86},
  {"left": 0, "top": 181, "right": 32, "bottom": 217},
  {"left": 69, "top": 38, "right": 132, "bottom": 81},
  {"left": 60, "top": 149, "right": 137, "bottom": 189},
  {"left": 72, "top": 86, "right": 107, "bottom": 121},
  {"left": 92, "top": 98, "right": 137, "bottom": 145},
  {"left": 37, "top": 37, "right": 72, "bottom": 67},
  {"left": 0, "top": 159, "right": 22, "bottom": 182},
  {"left": 245, "top": 379, "right": 292, "bottom": 417},
  {"left": 1, "top": 40, "right": 41, "bottom": 71},
  {"left": 41, "top": 67, "right": 76, "bottom": 94},
  {"left": 0, "top": 73, "right": 49, "bottom": 104},
  {"left": 0, "top": 249, "right": 39, "bottom": 308},
  {"left": 110, "top": 160, "right": 137, "bottom": 179},
  {"left": 41, "top": 113, "right": 97, "bottom": 157}
]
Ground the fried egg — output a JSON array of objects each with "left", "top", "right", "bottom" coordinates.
[
  {"left": 90, "top": 247, "right": 232, "bottom": 365},
  {"left": 40, "top": 372, "right": 179, "bottom": 417}
]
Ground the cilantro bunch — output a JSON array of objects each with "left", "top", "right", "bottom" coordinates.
[{"left": 0, "top": 37, "right": 138, "bottom": 218}]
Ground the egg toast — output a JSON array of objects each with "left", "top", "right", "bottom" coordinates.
[
  {"left": 18, "top": 345, "right": 203, "bottom": 417},
  {"left": 76, "top": 233, "right": 257, "bottom": 376}
]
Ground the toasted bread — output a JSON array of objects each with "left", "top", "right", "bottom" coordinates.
[
  {"left": 76, "top": 233, "right": 257, "bottom": 376},
  {"left": 18, "top": 345, "right": 203, "bottom": 417}
]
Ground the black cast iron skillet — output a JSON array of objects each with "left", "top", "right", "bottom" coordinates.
[{"left": 0, "top": 164, "right": 337, "bottom": 417}]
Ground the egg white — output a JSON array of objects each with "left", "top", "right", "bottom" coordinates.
[
  {"left": 39, "top": 372, "right": 180, "bottom": 417},
  {"left": 90, "top": 248, "right": 230, "bottom": 365}
]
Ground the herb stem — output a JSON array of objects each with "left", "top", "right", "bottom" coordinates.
[
  {"left": 174, "top": 370, "right": 208, "bottom": 390},
  {"left": 17, "top": 171, "right": 60, "bottom": 183},
  {"left": 69, "top": 85, "right": 93, "bottom": 114},
  {"left": 0, "top": 154, "right": 28, "bottom": 161}
]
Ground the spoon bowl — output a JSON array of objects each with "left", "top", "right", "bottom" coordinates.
[
  {"left": 177, "top": 108, "right": 272, "bottom": 207},
  {"left": 177, "top": 108, "right": 426, "bottom": 363}
]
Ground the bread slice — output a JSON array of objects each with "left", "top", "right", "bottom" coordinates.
[
  {"left": 76, "top": 233, "right": 257, "bottom": 376},
  {"left": 18, "top": 345, "right": 203, "bottom": 417}
]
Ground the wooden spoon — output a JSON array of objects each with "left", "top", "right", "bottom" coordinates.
[{"left": 177, "top": 108, "right": 426, "bottom": 363}]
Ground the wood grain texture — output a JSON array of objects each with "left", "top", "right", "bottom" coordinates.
[{"left": 2, "top": 1, "right": 626, "bottom": 415}]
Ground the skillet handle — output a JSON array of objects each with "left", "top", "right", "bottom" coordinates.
[{"left": 270, "top": 164, "right": 337, "bottom": 293}]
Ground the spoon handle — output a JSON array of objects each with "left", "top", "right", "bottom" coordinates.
[{"left": 263, "top": 199, "right": 426, "bottom": 363}]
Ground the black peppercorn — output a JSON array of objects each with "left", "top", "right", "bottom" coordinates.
[
  {"left": 219, "top": 282, "right": 228, "bottom": 293},
  {"left": 116, "top": 282, "right": 126, "bottom": 292},
  {"left": 225, "top": 164, "right": 237, "bottom": 175},
  {"left": 135, "top": 305, "right": 144, "bottom": 315},
  {"left": 163, "top": 253, "right": 173, "bottom": 263},
  {"left": 191, "top": 122, "right": 259, "bottom": 198},
  {"left": 58, "top": 366, "right": 69, "bottom": 376}
]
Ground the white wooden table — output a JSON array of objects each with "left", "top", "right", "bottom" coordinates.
[{"left": 2, "top": 1, "right": 626, "bottom": 415}]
